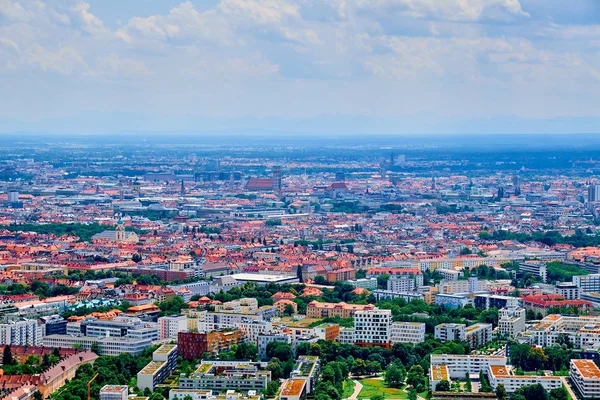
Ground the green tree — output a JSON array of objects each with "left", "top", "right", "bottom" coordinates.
[
  {"left": 91, "top": 342, "right": 101, "bottom": 355},
  {"left": 407, "top": 388, "right": 417, "bottom": 400},
  {"left": 264, "top": 380, "right": 280, "bottom": 397},
  {"left": 496, "top": 384, "right": 508, "bottom": 400},
  {"left": 132, "top": 253, "right": 142, "bottom": 263},
  {"left": 406, "top": 365, "right": 425, "bottom": 391},
  {"left": 371, "top": 395, "right": 385, "bottom": 400},
  {"left": 384, "top": 364, "right": 405, "bottom": 388},
  {"left": 297, "top": 265, "right": 304, "bottom": 283},
  {"left": 25, "top": 355, "right": 40, "bottom": 366},
  {"left": 3, "top": 346, "right": 14, "bottom": 366},
  {"left": 435, "top": 380, "right": 450, "bottom": 392}
]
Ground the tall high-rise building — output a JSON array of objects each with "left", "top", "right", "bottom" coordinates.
[
  {"left": 7, "top": 189, "right": 18, "bottom": 203},
  {"left": 272, "top": 166, "right": 282, "bottom": 194},
  {"left": 589, "top": 184, "right": 600, "bottom": 203}
]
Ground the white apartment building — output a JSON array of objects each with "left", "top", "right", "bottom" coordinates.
[
  {"left": 571, "top": 359, "right": 600, "bottom": 399},
  {"left": 337, "top": 327, "right": 355, "bottom": 345},
  {"left": 390, "top": 322, "right": 425, "bottom": 344},
  {"left": 205, "top": 312, "right": 263, "bottom": 331},
  {"left": 354, "top": 309, "right": 392, "bottom": 346},
  {"left": 555, "top": 282, "right": 580, "bottom": 300},
  {"left": 488, "top": 365, "right": 562, "bottom": 393},
  {"left": 347, "top": 278, "right": 378, "bottom": 290},
  {"left": 465, "top": 323, "right": 493, "bottom": 349},
  {"left": 387, "top": 277, "right": 416, "bottom": 293},
  {"left": 531, "top": 314, "right": 600, "bottom": 349},
  {"left": 574, "top": 274, "right": 600, "bottom": 293},
  {"left": 434, "top": 323, "right": 465, "bottom": 342},
  {"left": 158, "top": 315, "right": 187, "bottom": 340},
  {"left": 0, "top": 319, "right": 42, "bottom": 346},
  {"left": 99, "top": 386, "right": 128, "bottom": 400},
  {"left": 498, "top": 307, "right": 526, "bottom": 339},
  {"left": 237, "top": 319, "right": 272, "bottom": 344},
  {"left": 437, "top": 269, "right": 461, "bottom": 281},
  {"left": 438, "top": 280, "right": 470, "bottom": 294},
  {"left": 138, "top": 344, "right": 178, "bottom": 392},
  {"left": 430, "top": 354, "right": 507, "bottom": 379}
]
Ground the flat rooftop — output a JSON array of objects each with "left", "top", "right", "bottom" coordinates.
[{"left": 572, "top": 359, "right": 600, "bottom": 380}]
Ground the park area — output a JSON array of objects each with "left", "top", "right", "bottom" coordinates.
[{"left": 357, "top": 378, "right": 408, "bottom": 399}]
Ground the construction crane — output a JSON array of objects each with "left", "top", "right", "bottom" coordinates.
[{"left": 87, "top": 373, "right": 98, "bottom": 400}]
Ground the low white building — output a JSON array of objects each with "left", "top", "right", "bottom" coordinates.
[
  {"left": 99, "top": 385, "right": 128, "bottom": 400},
  {"left": 430, "top": 354, "right": 507, "bottom": 379},
  {"left": 571, "top": 359, "right": 600, "bottom": 399},
  {"left": 390, "top": 322, "right": 425, "bottom": 344},
  {"left": 488, "top": 365, "right": 562, "bottom": 393}
]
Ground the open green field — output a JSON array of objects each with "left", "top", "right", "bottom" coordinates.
[{"left": 358, "top": 378, "right": 407, "bottom": 399}]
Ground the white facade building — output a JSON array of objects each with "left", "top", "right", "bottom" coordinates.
[
  {"left": 434, "top": 323, "right": 466, "bottom": 342},
  {"left": 158, "top": 315, "right": 188, "bottom": 340},
  {"left": 354, "top": 309, "right": 392, "bottom": 346},
  {"left": 0, "top": 319, "right": 42, "bottom": 346},
  {"left": 571, "top": 359, "right": 600, "bottom": 399},
  {"left": 390, "top": 322, "right": 425, "bottom": 344},
  {"left": 430, "top": 354, "right": 507, "bottom": 379},
  {"left": 498, "top": 307, "right": 526, "bottom": 339}
]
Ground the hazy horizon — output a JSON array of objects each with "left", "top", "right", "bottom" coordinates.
[{"left": 2, "top": 0, "right": 600, "bottom": 135}]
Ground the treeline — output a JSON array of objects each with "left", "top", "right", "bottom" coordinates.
[
  {"left": 480, "top": 229, "right": 600, "bottom": 248},
  {"left": 546, "top": 261, "right": 589, "bottom": 283},
  {"left": 5, "top": 223, "right": 145, "bottom": 242}
]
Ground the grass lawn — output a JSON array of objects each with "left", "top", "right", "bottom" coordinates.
[
  {"left": 358, "top": 378, "right": 407, "bottom": 399},
  {"left": 342, "top": 379, "right": 356, "bottom": 398}
]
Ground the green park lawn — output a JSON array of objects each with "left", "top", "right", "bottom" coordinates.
[
  {"left": 357, "top": 378, "right": 407, "bottom": 399},
  {"left": 342, "top": 379, "right": 356, "bottom": 398}
]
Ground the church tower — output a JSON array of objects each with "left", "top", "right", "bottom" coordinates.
[{"left": 116, "top": 220, "right": 125, "bottom": 242}]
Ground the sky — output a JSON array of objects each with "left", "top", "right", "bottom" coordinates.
[{"left": 1, "top": 0, "right": 600, "bottom": 135}]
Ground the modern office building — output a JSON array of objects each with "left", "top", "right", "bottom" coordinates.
[
  {"left": 589, "top": 184, "right": 600, "bottom": 203},
  {"left": 354, "top": 309, "right": 392, "bottom": 348},
  {"left": 435, "top": 293, "right": 472, "bottom": 309},
  {"left": 66, "top": 317, "right": 158, "bottom": 341},
  {"left": 473, "top": 294, "right": 520, "bottom": 310},
  {"left": 574, "top": 274, "right": 600, "bottom": 293},
  {"left": 137, "top": 344, "right": 178, "bottom": 392},
  {"left": 43, "top": 335, "right": 151, "bottom": 355},
  {"left": 390, "top": 322, "right": 425, "bottom": 344},
  {"left": 347, "top": 278, "right": 378, "bottom": 290},
  {"left": 289, "top": 356, "right": 320, "bottom": 393},
  {"left": 39, "top": 315, "right": 68, "bottom": 336}
]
